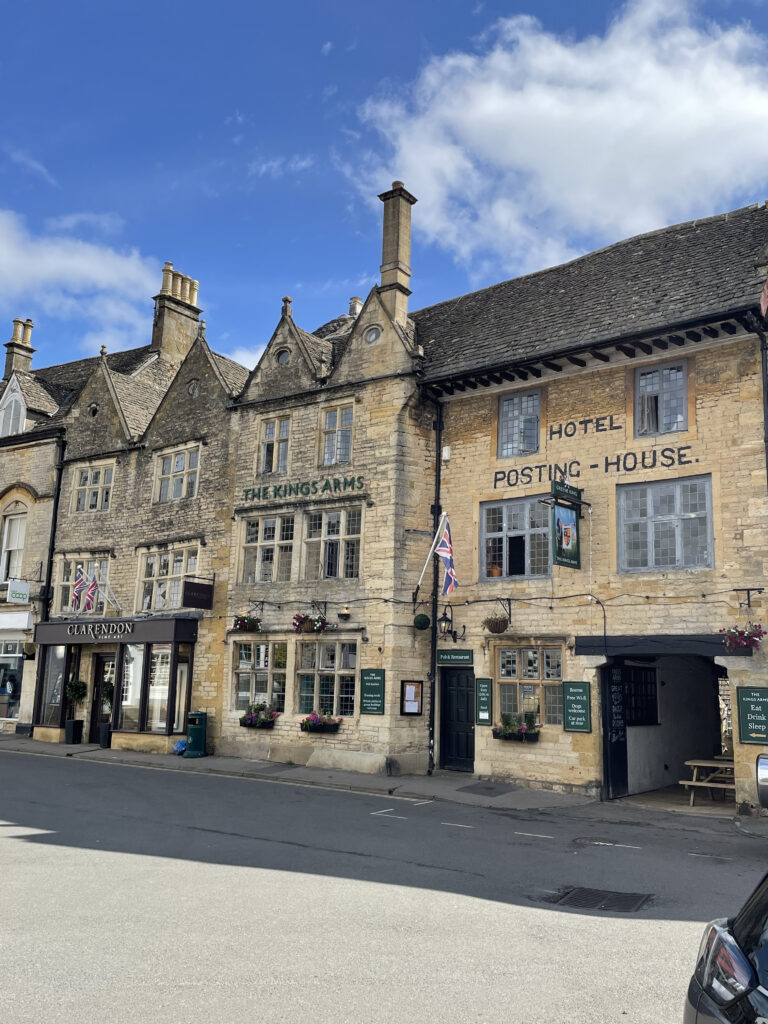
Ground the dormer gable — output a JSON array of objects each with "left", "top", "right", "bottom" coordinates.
[
  {"left": 0, "top": 375, "right": 26, "bottom": 437},
  {"left": 240, "top": 297, "right": 332, "bottom": 403},
  {"left": 329, "top": 287, "right": 419, "bottom": 386}
]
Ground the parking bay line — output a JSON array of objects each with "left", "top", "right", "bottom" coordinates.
[
  {"left": 441, "top": 822, "right": 474, "bottom": 829},
  {"left": 514, "top": 831, "right": 554, "bottom": 839}
]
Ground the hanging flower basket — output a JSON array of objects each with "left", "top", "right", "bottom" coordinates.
[
  {"left": 293, "top": 613, "right": 328, "bottom": 634},
  {"left": 720, "top": 623, "right": 766, "bottom": 651},
  {"left": 482, "top": 615, "right": 509, "bottom": 634},
  {"left": 233, "top": 615, "right": 262, "bottom": 633}
]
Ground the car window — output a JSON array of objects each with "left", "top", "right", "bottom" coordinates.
[{"left": 733, "top": 873, "right": 768, "bottom": 986}]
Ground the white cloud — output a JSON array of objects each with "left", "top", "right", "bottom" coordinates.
[
  {"left": 8, "top": 149, "right": 58, "bottom": 187},
  {"left": 44, "top": 212, "right": 125, "bottom": 236},
  {"left": 225, "top": 344, "right": 264, "bottom": 369},
  {"left": 322, "top": 84, "right": 339, "bottom": 101},
  {"left": 321, "top": 41, "right": 333, "bottom": 56},
  {"left": 248, "top": 154, "right": 315, "bottom": 178},
  {"left": 355, "top": 0, "right": 768, "bottom": 278},
  {"left": 0, "top": 209, "right": 157, "bottom": 354}
]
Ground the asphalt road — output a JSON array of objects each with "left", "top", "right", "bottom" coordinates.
[{"left": 1, "top": 751, "right": 766, "bottom": 1024}]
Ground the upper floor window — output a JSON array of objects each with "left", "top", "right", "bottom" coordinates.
[
  {"left": 0, "top": 513, "right": 26, "bottom": 582},
  {"left": 322, "top": 405, "right": 353, "bottom": 466},
  {"left": 618, "top": 475, "right": 712, "bottom": 572},
  {"left": 156, "top": 446, "right": 199, "bottom": 503},
  {"left": 74, "top": 465, "right": 113, "bottom": 512},
  {"left": 0, "top": 396, "right": 24, "bottom": 437},
  {"left": 242, "top": 514, "right": 294, "bottom": 584},
  {"left": 233, "top": 641, "right": 287, "bottom": 712},
  {"left": 635, "top": 361, "right": 687, "bottom": 437},
  {"left": 481, "top": 497, "right": 550, "bottom": 579},
  {"left": 139, "top": 545, "right": 198, "bottom": 611},
  {"left": 304, "top": 506, "right": 361, "bottom": 580},
  {"left": 261, "top": 418, "right": 290, "bottom": 475},
  {"left": 498, "top": 391, "right": 539, "bottom": 458},
  {"left": 58, "top": 557, "right": 109, "bottom": 615},
  {"left": 497, "top": 644, "right": 563, "bottom": 725}
]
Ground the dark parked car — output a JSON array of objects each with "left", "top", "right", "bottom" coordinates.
[{"left": 684, "top": 755, "right": 768, "bottom": 1022}]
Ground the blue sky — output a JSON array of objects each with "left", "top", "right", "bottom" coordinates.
[{"left": 3, "top": 0, "right": 768, "bottom": 370}]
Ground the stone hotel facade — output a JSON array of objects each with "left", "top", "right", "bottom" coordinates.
[{"left": 2, "top": 186, "right": 768, "bottom": 808}]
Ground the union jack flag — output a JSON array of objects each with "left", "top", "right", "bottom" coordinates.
[
  {"left": 71, "top": 569, "right": 87, "bottom": 612},
  {"left": 435, "top": 517, "right": 458, "bottom": 595},
  {"left": 83, "top": 574, "right": 99, "bottom": 613}
]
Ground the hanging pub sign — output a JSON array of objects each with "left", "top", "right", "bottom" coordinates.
[
  {"left": 181, "top": 579, "right": 214, "bottom": 610},
  {"left": 552, "top": 501, "right": 580, "bottom": 569}
]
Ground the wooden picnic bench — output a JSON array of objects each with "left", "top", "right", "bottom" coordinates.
[{"left": 679, "top": 759, "right": 735, "bottom": 807}]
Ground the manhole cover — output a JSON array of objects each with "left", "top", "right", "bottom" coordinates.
[
  {"left": 457, "top": 781, "right": 519, "bottom": 796},
  {"left": 556, "top": 888, "right": 651, "bottom": 913}
]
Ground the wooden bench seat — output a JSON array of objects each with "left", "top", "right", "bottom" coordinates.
[{"left": 678, "top": 779, "right": 735, "bottom": 806}]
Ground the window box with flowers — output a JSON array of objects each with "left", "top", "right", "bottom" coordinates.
[
  {"left": 491, "top": 712, "right": 540, "bottom": 742},
  {"left": 720, "top": 623, "right": 766, "bottom": 651},
  {"left": 239, "top": 703, "right": 280, "bottom": 729},
  {"left": 233, "top": 615, "right": 262, "bottom": 633},
  {"left": 300, "top": 711, "right": 343, "bottom": 734},
  {"left": 293, "top": 612, "right": 328, "bottom": 634}
]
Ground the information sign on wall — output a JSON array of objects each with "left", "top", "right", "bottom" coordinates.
[
  {"left": 563, "top": 681, "right": 592, "bottom": 732},
  {"left": 360, "top": 669, "right": 385, "bottom": 715},
  {"left": 475, "top": 678, "right": 492, "bottom": 726},
  {"left": 437, "top": 649, "right": 473, "bottom": 665},
  {"left": 737, "top": 687, "right": 768, "bottom": 745}
]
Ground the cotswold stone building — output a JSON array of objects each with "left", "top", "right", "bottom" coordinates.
[{"left": 2, "top": 188, "right": 768, "bottom": 807}]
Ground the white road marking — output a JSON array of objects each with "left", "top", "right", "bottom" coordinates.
[
  {"left": 614, "top": 844, "right": 642, "bottom": 850},
  {"left": 514, "top": 831, "right": 554, "bottom": 839},
  {"left": 441, "top": 822, "right": 474, "bottom": 829},
  {"left": 370, "top": 808, "right": 395, "bottom": 815},
  {"left": 413, "top": 800, "right": 434, "bottom": 806},
  {"left": 688, "top": 852, "right": 732, "bottom": 860},
  {"left": 585, "top": 840, "right": 642, "bottom": 849}
]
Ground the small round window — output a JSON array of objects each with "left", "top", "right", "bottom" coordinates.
[
  {"left": 364, "top": 326, "right": 382, "bottom": 344},
  {"left": 276, "top": 349, "right": 290, "bottom": 365},
  {"left": 187, "top": 379, "right": 200, "bottom": 397},
  {"left": 88, "top": 404, "right": 99, "bottom": 418}
]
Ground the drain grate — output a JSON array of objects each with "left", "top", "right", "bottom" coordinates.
[
  {"left": 457, "top": 781, "right": 518, "bottom": 796},
  {"left": 556, "top": 887, "right": 651, "bottom": 913}
]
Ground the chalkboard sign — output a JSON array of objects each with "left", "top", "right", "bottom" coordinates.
[
  {"left": 360, "top": 669, "right": 385, "bottom": 715},
  {"left": 737, "top": 687, "right": 768, "bottom": 745},
  {"left": 563, "top": 681, "right": 591, "bottom": 733},
  {"left": 475, "top": 678, "right": 492, "bottom": 726}
]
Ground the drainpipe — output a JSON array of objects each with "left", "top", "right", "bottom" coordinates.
[
  {"left": 427, "top": 400, "right": 443, "bottom": 775},
  {"left": 32, "top": 432, "right": 66, "bottom": 725}
]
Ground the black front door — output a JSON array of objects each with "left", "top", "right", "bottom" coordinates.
[
  {"left": 89, "top": 654, "right": 115, "bottom": 743},
  {"left": 440, "top": 668, "right": 475, "bottom": 771},
  {"left": 601, "top": 664, "right": 628, "bottom": 799}
]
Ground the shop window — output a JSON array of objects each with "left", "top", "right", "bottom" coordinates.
[
  {"left": 233, "top": 641, "right": 287, "bottom": 712},
  {"left": 139, "top": 546, "right": 198, "bottom": 611},
  {"left": 304, "top": 506, "right": 361, "bottom": 580},
  {"left": 74, "top": 464, "right": 114, "bottom": 512},
  {"left": 1, "top": 512, "right": 26, "bottom": 582},
  {"left": 497, "top": 644, "right": 563, "bottom": 725},
  {"left": 261, "top": 417, "right": 290, "bottom": 475},
  {"left": 0, "top": 640, "right": 24, "bottom": 719},
  {"left": 498, "top": 391, "right": 540, "bottom": 457},
  {"left": 322, "top": 405, "right": 353, "bottom": 466},
  {"left": 618, "top": 476, "right": 712, "bottom": 572},
  {"left": 242, "top": 515, "right": 293, "bottom": 583},
  {"left": 115, "top": 642, "right": 193, "bottom": 734},
  {"left": 38, "top": 644, "right": 80, "bottom": 728},
  {"left": 297, "top": 640, "right": 356, "bottom": 716},
  {"left": 481, "top": 497, "right": 550, "bottom": 579},
  {"left": 58, "top": 557, "right": 109, "bottom": 615},
  {"left": 155, "top": 445, "right": 200, "bottom": 503},
  {"left": 635, "top": 361, "right": 687, "bottom": 437}
]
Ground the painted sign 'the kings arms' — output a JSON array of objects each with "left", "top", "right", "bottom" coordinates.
[{"left": 243, "top": 475, "right": 365, "bottom": 504}]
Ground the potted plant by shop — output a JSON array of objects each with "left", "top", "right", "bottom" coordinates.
[
  {"left": 65, "top": 678, "right": 88, "bottom": 744},
  {"left": 239, "top": 702, "right": 280, "bottom": 728},
  {"left": 491, "top": 712, "right": 540, "bottom": 742}
]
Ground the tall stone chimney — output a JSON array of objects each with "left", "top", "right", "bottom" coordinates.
[
  {"left": 150, "top": 262, "right": 202, "bottom": 362},
  {"left": 4, "top": 318, "right": 34, "bottom": 378},
  {"left": 378, "top": 181, "right": 417, "bottom": 325}
]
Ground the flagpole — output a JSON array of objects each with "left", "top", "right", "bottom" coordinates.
[{"left": 412, "top": 511, "right": 447, "bottom": 606}]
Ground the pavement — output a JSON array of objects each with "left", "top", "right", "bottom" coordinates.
[{"left": 2, "top": 730, "right": 768, "bottom": 839}]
